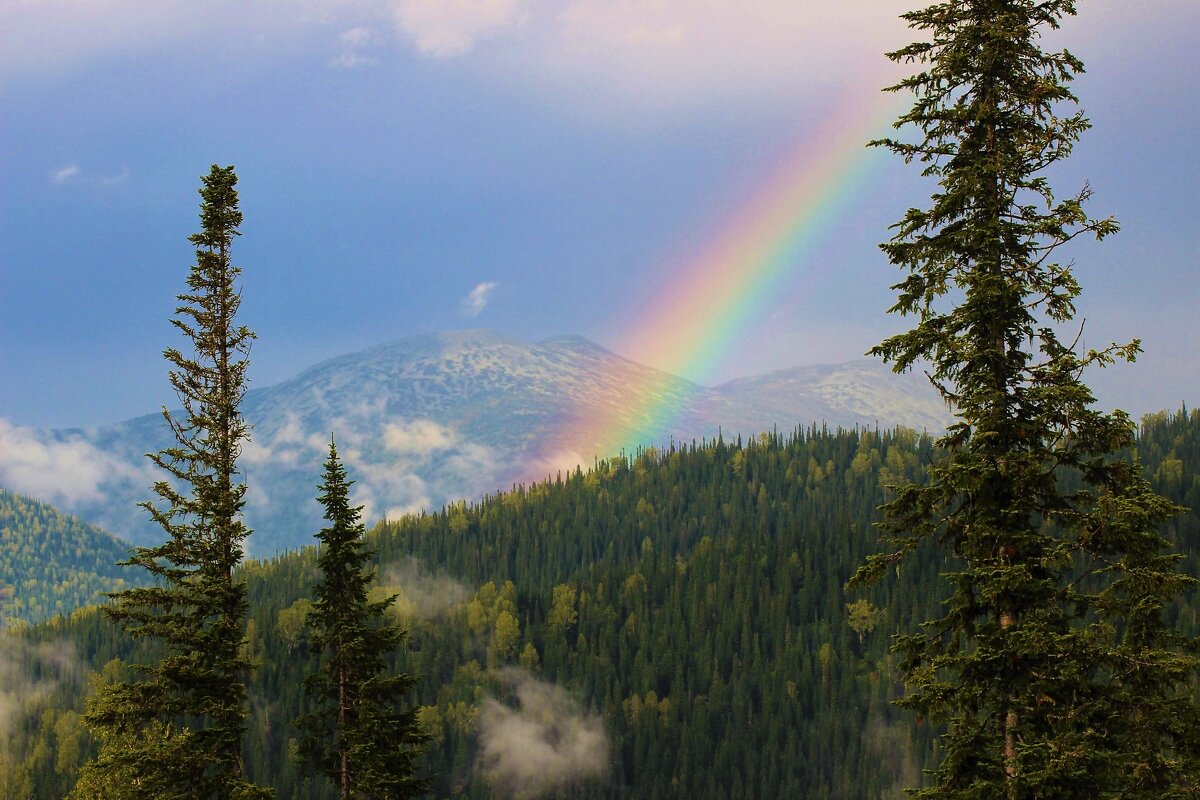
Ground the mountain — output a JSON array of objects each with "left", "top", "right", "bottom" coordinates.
[
  {"left": 12, "top": 330, "right": 950, "bottom": 554},
  {"left": 0, "top": 488, "right": 143, "bottom": 623},
  {"left": 714, "top": 360, "right": 952, "bottom": 434}
]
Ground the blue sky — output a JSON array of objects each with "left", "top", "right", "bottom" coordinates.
[{"left": 1, "top": 0, "right": 1196, "bottom": 429}]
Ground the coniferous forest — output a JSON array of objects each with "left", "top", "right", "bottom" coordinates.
[
  {"left": 2, "top": 410, "right": 1198, "bottom": 798},
  {"left": 0, "top": 489, "right": 146, "bottom": 624}
]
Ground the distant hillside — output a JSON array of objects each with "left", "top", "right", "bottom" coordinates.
[
  {"left": 11, "top": 330, "right": 950, "bottom": 554},
  {"left": 0, "top": 488, "right": 143, "bottom": 623}
]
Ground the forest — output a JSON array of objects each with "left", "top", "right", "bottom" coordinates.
[
  {"left": 0, "top": 489, "right": 146, "bottom": 624},
  {"left": 2, "top": 408, "right": 1197, "bottom": 798}
]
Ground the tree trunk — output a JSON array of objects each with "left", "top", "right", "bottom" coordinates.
[
  {"left": 1001, "top": 608, "right": 1017, "bottom": 783},
  {"left": 339, "top": 638, "right": 349, "bottom": 800}
]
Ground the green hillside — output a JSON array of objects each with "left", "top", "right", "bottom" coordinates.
[
  {"left": 2, "top": 408, "right": 1197, "bottom": 798},
  {"left": 0, "top": 488, "right": 143, "bottom": 624}
]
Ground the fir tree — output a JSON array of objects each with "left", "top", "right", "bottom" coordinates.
[
  {"left": 298, "top": 441, "right": 428, "bottom": 799},
  {"left": 851, "top": 1, "right": 1200, "bottom": 797},
  {"left": 74, "top": 165, "right": 270, "bottom": 799}
]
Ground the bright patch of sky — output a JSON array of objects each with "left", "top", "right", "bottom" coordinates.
[{"left": 1, "top": 0, "right": 1196, "bottom": 427}]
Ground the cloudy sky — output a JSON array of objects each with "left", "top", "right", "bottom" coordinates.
[{"left": 1, "top": 0, "right": 1196, "bottom": 428}]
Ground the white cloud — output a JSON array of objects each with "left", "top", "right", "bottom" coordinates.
[
  {"left": 462, "top": 281, "right": 497, "bottom": 317},
  {"left": 245, "top": 482, "right": 272, "bottom": 513},
  {"left": 379, "top": 557, "right": 470, "bottom": 617},
  {"left": 306, "top": 430, "right": 336, "bottom": 454},
  {"left": 241, "top": 437, "right": 276, "bottom": 468},
  {"left": 329, "top": 51, "right": 376, "bottom": 68},
  {"left": 237, "top": 410, "right": 496, "bottom": 527},
  {"left": 535, "top": 0, "right": 911, "bottom": 109},
  {"left": 340, "top": 25, "right": 375, "bottom": 49},
  {"left": 0, "top": 419, "right": 153, "bottom": 508},
  {"left": 243, "top": 413, "right": 308, "bottom": 468},
  {"left": 443, "top": 440, "right": 499, "bottom": 481},
  {"left": 274, "top": 413, "right": 306, "bottom": 445},
  {"left": 383, "top": 419, "right": 457, "bottom": 456},
  {"left": 393, "top": 0, "right": 526, "bottom": 57},
  {"left": 50, "top": 164, "right": 131, "bottom": 187},
  {"left": 383, "top": 500, "right": 430, "bottom": 520},
  {"left": 331, "top": 419, "right": 441, "bottom": 520},
  {"left": 348, "top": 396, "right": 389, "bottom": 421},
  {"left": 557, "top": 0, "right": 689, "bottom": 49},
  {"left": 0, "top": 637, "right": 83, "bottom": 743},
  {"left": 0, "top": 0, "right": 400, "bottom": 78},
  {"left": 348, "top": 469, "right": 431, "bottom": 524},
  {"left": 3, "top": 0, "right": 1190, "bottom": 114},
  {"left": 329, "top": 25, "right": 378, "bottom": 68},
  {"left": 478, "top": 669, "right": 608, "bottom": 797},
  {"left": 52, "top": 165, "right": 79, "bottom": 184}
]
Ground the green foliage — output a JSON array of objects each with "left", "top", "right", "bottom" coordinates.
[
  {"left": 7, "top": 413, "right": 1199, "bottom": 798},
  {"left": 76, "top": 165, "right": 271, "bottom": 799},
  {"left": 547, "top": 584, "right": 578, "bottom": 633},
  {"left": 856, "top": 2, "right": 1200, "bottom": 796},
  {"left": 846, "top": 599, "right": 883, "bottom": 644},
  {"left": 297, "top": 442, "right": 427, "bottom": 798},
  {"left": 0, "top": 488, "right": 145, "bottom": 624}
]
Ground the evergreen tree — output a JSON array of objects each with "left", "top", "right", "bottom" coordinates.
[
  {"left": 851, "top": 2, "right": 1200, "bottom": 797},
  {"left": 74, "top": 165, "right": 270, "bottom": 799},
  {"left": 298, "top": 441, "right": 428, "bottom": 799}
]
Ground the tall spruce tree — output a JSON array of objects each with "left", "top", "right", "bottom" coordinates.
[
  {"left": 298, "top": 441, "right": 427, "bottom": 799},
  {"left": 74, "top": 165, "right": 270, "bottom": 800},
  {"left": 851, "top": 1, "right": 1200, "bottom": 797}
]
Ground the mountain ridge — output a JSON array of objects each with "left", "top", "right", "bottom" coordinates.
[{"left": 3, "top": 330, "right": 951, "bottom": 553}]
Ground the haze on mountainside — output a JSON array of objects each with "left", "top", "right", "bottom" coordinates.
[{"left": 0, "top": 330, "right": 950, "bottom": 554}]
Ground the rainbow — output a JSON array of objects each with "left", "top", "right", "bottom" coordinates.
[{"left": 545, "top": 86, "right": 904, "bottom": 471}]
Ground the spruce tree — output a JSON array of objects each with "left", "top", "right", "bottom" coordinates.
[
  {"left": 298, "top": 441, "right": 427, "bottom": 799},
  {"left": 850, "top": 1, "right": 1200, "bottom": 797},
  {"left": 74, "top": 165, "right": 270, "bottom": 800}
]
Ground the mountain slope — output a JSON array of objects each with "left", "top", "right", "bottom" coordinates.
[
  {"left": 0, "top": 488, "right": 142, "bottom": 623},
  {"left": 5, "top": 409, "right": 1196, "bottom": 798},
  {"left": 15, "top": 330, "right": 950, "bottom": 553},
  {"left": 714, "top": 359, "right": 952, "bottom": 434}
]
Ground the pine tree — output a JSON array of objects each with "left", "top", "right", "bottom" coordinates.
[
  {"left": 74, "top": 165, "right": 271, "bottom": 799},
  {"left": 298, "top": 441, "right": 428, "bottom": 799},
  {"left": 850, "top": 1, "right": 1200, "bottom": 797}
]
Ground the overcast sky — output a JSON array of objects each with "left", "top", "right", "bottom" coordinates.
[{"left": 1, "top": 0, "right": 1196, "bottom": 428}]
